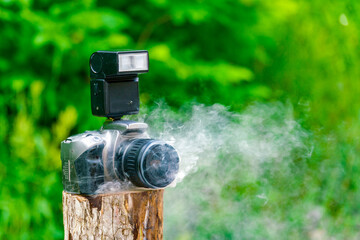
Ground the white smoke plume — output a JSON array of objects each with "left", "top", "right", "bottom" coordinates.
[
  {"left": 137, "top": 101, "right": 311, "bottom": 185},
  {"left": 132, "top": 101, "right": 313, "bottom": 239}
]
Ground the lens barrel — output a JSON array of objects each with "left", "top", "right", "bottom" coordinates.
[{"left": 119, "top": 139, "right": 179, "bottom": 188}]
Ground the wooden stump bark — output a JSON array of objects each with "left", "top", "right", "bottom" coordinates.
[{"left": 62, "top": 190, "right": 164, "bottom": 240}]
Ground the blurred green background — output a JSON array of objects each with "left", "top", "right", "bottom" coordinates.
[{"left": 1, "top": 0, "right": 360, "bottom": 239}]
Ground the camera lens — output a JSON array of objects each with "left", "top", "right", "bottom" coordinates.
[{"left": 120, "top": 139, "right": 179, "bottom": 188}]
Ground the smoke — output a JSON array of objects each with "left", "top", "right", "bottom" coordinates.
[
  {"left": 95, "top": 180, "right": 134, "bottom": 194},
  {"left": 139, "top": 101, "right": 310, "bottom": 185},
  {"left": 132, "top": 101, "right": 314, "bottom": 239}
]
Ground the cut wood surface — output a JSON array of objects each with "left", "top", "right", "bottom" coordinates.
[{"left": 62, "top": 190, "right": 164, "bottom": 240}]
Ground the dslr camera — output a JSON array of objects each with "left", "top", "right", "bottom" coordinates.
[{"left": 61, "top": 51, "right": 180, "bottom": 195}]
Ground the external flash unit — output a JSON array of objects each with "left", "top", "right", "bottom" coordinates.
[{"left": 89, "top": 50, "right": 149, "bottom": 119}]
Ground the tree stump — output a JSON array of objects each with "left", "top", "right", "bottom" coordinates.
[{"left": 62, "top": 189, "right": 164, "bottom": 240}]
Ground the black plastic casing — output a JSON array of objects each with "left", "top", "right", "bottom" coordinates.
[
  {"left": 89, "top": 50, "right": 148, "bottom": 119},
  {"left": 90, "top": 77, "right": 140, "bottom": 118}
]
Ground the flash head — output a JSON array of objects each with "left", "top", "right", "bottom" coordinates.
[
  {"left": 90, "top": 50, "right": 149, "bottom": 79},
  {"left": 89, "top": 50, "right": 149, "bottom": 119}
]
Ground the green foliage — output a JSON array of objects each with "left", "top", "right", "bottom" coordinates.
[{"left": 1, "top": 0, "right": 360, "bottom": 239}]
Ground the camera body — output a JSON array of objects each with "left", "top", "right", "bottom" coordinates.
[
  {"left": 61, "top": 120, "right": 179, "bottom": 194},
  {"left": 60, "top": 50, "right": 180, "bottom": 195}
]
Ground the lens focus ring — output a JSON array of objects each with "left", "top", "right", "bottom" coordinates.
[
  {"left": 122, "top": 139, "right": 179, "bottom": 188},
  {"left": 123, "top": 139, "right": 151, "bottom": 187}
]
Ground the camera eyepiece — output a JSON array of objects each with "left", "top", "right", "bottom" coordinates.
[{"left": 119, "top": 139, "right": 179, "bottom": 188}]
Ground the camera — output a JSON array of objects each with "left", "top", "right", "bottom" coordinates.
[{"left": 61, "top": 50, "right": 180, "bottom": 195}]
